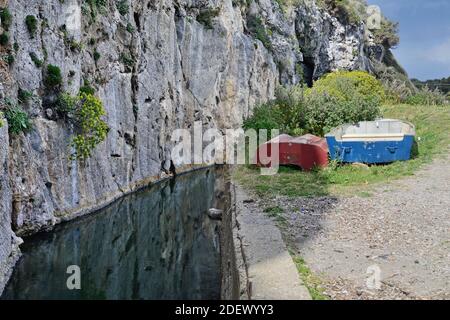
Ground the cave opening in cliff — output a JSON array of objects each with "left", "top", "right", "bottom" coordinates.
[{"left": 302, "top": 57, "right": 315, "bottom": 87}]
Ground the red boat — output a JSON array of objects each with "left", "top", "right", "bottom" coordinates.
[{"left": 255, "top": 134, "right": 329, "bottom": 171}]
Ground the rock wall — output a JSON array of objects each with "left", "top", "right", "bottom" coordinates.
[
  {"left": 0, "top": 120, "right": 21, "bottom": 294},
  {"left": 0, "top": 0, "right": 386, "bottom": 292}
]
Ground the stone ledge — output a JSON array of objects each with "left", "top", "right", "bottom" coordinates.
[{"left": 232, "top": 183, "right": 311, "bottom": 300}]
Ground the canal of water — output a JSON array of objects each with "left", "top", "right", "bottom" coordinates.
[{"left": 1, "top": 166, "right": 237, "bottom": 300}]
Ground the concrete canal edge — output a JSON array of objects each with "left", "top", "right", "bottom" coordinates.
[{"left": 232, "top": 183, "right": 312, "bottom": 300}]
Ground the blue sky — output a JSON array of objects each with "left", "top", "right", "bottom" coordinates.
[{"left": 367, "top": 0, "right": 450, "bottom": 80}]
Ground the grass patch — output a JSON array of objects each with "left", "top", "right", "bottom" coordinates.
[
  {"left": 292, "top": 255, "right": 328, "bottom": 300},
  {"left": 263, "top": 206, "right": 286, "bottom": 224},
  {"left": 234, "top": 104, "right": 450, "bottom": 197}
]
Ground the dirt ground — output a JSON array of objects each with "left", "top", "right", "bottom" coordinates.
[{"left": 259, "top": 153, "right": 450, "bottom": 300}]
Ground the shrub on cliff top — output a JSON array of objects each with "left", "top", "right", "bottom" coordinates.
[{"left": 372, "top": 18, "right": 400, "bottom": 49}]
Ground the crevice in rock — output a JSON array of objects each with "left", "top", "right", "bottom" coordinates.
[{"left": 133, "top": 12, "right": 141, "bottom": 32}]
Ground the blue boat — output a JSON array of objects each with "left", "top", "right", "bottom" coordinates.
[{"left": 326, "top": 119, "right": 416, "bottom": 164}]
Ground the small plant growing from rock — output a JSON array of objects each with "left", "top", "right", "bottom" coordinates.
[
  {"left": 45, "top": 64, "right": 63, "bottom": 89},
  {"left": 0, "top": 7, "right": 12, "bottom": 31},
  {"left": 120, "top": 52, "right": 134, "bottom": 70},
  {"left": 52, "top": 89, "right": 109, "bottom": 160},
  {"left": 247, "top": 15, "right": 272, "bottom": 50},
  {"left": 2, "top": 52, "right": 14, "bottom": 65},
  {"left": 55, "top": 92, "right": 78, "bottom": 116},
  {"left": 126, "top": 22, "right": 135, "bottom": 33},
  {"left": 116, "top": 0, "right": 129, "bottom": 16},
  {"left": 25, "top": 15, "right": 38, "bottom": 38},
  {"left": 29, "top": 52, "right": 43, "bottom": 67},
  {"left": 196, "top": 8, "right": 220, "bottom": 29},
  {"left": 0, "top": 32, "right": 9, "bottom": 46},
  {"left": 83, "top": 0, "right": 107, "bottom": 21},
  {"left": 80, "top": 82, "right": 96, "bottom": 95},
  {"left": 93, "top": 49, "right": 101, "bottom": 61},
  {"left": 18, "top": 88, "right": 33, "bottom": 104},
  {"left": 4, "top": 104, "right": 32, "bottom": 135}
]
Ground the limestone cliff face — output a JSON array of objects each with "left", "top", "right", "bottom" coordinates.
[
  {"left": 0, "top": 121, "right": 22, "bottom": 294},
  {"left": 0, "top": 0, "right": 385, "bottom": 291}
]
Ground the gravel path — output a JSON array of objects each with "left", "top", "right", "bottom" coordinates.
[{"left": 263, "top": 153, "right": 450, "bottom": 300}]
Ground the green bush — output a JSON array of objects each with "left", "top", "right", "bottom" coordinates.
[
  {"left": 0, "top": 8, "right": 12, "bottom": 31},
  {"left": 244, "top": 86, "right": 306, "bottom": 138},
  {"left": 306, "top": 70, "right": 386, "bottom": 102},
  {"left": 5, "top": 106, "right": 32, "bottom": 135},
  {"left": 304, "top": 91, "right": 381, "bottom": 136},
  {"left": 244, "top": 71, "right": 383, "bottom": 137},
  {"left": 45, "top": 64, "right": 63, "bottom": 89},
  {"left": 243, "top": 102, "right": 284, "bottom": 139},
  {"left": 25, "top": 15, "right": 38, "bottom": 38},
  {"left": 72, "top": 93, "right": 109, "bottom": 160},
  {"left": 0, "top": 32, "right": 9, "bottom": 46},
  {"left": 303, "top": 71, "right": 383, "bottom": 135},
  {"left": 272, "top": 85, "right": 306, "bottom": 135},
  {"left": 53, "top": 92, "right": 108, "bottom": 159}
]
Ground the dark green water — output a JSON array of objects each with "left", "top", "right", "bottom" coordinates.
[{"left": 1, "top": 167, "right": 232, "bottom": 300}]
